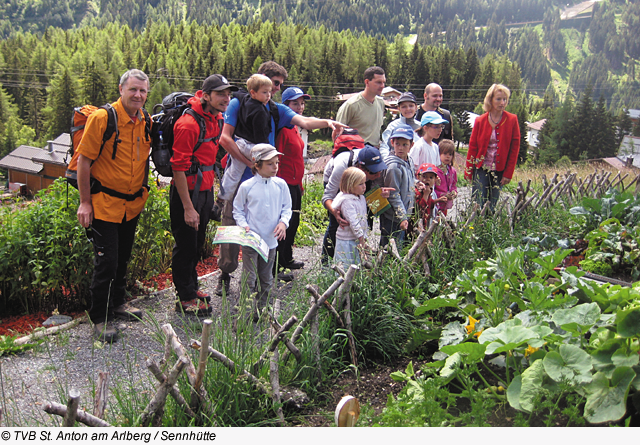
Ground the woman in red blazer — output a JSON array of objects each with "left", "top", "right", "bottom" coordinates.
[{"left": 465, "top": 84, "right": 520, "bottom": 210}]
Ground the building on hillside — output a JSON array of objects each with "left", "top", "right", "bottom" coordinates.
[
  {"left": 526, "top": 119, "right": 546, "bottom": 149},
  {"left": 0, "top": 134, "right": 69, "bottom": 195},
  {"left": 628, "top": 109, "right": 640, "bottom": 126},
  {"left": 618, "top": 135, "right": 640, "bottom": 169},
  {"left": 467, "top": 112, "right": 479, "bottom": 129}
]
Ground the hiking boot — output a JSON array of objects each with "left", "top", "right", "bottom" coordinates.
[
  {"left": 195, "top": 290, "right": 211, "bottom": 303},
  {"left": 176, "top": 299, "right": 212, "bottom": 316},
  {"left": 93, "top": 322, "right": 118, "bottom": 343},
  {"left": 277, "top": 272, "right": 294, "bottom": 282},
  {"left": 216, "top": 272, "right": 231, "bottom": 296},
  {"left": 113, "top": 303, "right": 144, "bottom": 321},
  {"left": 285, "top": 260, "right": 305, "bottom": 270},
  {"left": 211, "top": 199, "right": 224, "bottom": 222}
]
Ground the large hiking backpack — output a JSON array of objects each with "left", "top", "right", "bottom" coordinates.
[
  {"left": 150, "top": 92, "right": 223, "bottom": 178},
  {"left": 65, "top": 104, "right": 151, "bottom": 201},
  {"left": 332, "top": 128, "right": 365, "bottom": 166}
]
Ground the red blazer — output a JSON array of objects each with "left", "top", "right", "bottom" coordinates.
[{"left": 465, "top": 111, "right": 520, "bottom": 180}]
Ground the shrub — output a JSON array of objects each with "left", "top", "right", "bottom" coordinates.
[{"left": 0, "top": 179, "right": 92, "bottom": 315}]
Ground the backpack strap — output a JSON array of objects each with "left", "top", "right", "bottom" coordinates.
[
  {"left": 268, "top": 99, "right": 280, "bottom": 137},
  {"left": 183, "top": 109, "right": 224, "bottom": 205},
  {"left": 99, "top": 104, "right": 120, "bottom": 160},
  {"left": 141, "top": 108, "right": 151, "bottom": 142},
  {"left": 89, "top": 178, "right": 146, "bottom": 201},
  {"left": 184, "top": 108, "right": 215, "bottom": 157}
]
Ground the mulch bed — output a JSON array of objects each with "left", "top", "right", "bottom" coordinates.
[{"left": 1, "top": 252, "right": 223, "bottom": 337}]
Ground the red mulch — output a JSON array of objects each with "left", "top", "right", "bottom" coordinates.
[
  {"left": 0, "top": 312, "right": 48, "bottom": 336},
  {"left": 0, "top": 311, "right": 86, "bottom": 337},
  {"left": 139, "top": 250, "right": 223, "bottom": 291},
  {"left": 1, "top": 250, "right": 226, "bottom": 337}
]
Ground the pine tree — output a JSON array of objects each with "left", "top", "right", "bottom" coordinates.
[
  {"left": 82, "top": 60, "right": 110, "bottom": 105},
  {"left": 43, "top": 65, "right": 79, "bottom": 139},
  {"left": 542, "top": 83, "right": 556, "bottom": 109}
]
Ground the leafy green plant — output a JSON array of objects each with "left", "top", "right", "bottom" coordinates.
[
  {"left": 371, "top": 362, "right": 458, "bottom": 426},
  {"left": 129, "top": 181, "right": 173, "bottom": 280},
  {"left": 580, "top": 218, "right": 640, "bottom": 280},
  {"left": 419, "top": 246, "right": 640, "bottom": 424},
  {"left": 570, "top": 189, "right": 640, "bottom": 234},
  {"left": 0, "top": 334, "right": 35, "bottom": 356},
  {"left": 296, "top": 179, "right": 327, "bottom": 247},
  {"left": 0, "top": 179, "right": 93, "bottom": 314}
]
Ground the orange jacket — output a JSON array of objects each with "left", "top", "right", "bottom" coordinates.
[
  {"left": 76, "top": 98, "right": 150, "bottom": 223},
  {"left": 465, "top": 111, "right": 520, "bottom": 180}
]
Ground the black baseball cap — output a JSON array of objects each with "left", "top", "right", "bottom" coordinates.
[{"left": 202, "top": 74, "right": 239, "bottom": 93}]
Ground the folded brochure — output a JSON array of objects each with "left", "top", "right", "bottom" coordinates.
[
  {"left": 365, "top": 186, "right": 391, "bottom": 217},
  {"left": 212, "top": 226, "right": 269, "bottom": 262}
]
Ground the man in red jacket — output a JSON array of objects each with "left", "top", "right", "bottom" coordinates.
[{"left": 171, "top": 74, "right": 238, "bottom": 315}]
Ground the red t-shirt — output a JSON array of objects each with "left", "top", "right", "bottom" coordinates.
[{"left": 416, "top": 189, "right": 435, "bottom": 226}]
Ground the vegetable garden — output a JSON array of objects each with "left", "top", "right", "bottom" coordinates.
[{"left": 0, "top": 166, "right": 639, "bottom": 427}]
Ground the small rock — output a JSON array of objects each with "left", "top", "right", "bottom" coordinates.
[
  {"left": 281, "top": 386, "right": 310, "bottom": 411},
  {"left": 42, "top": 315, "right": 72, "bottom": 327}
]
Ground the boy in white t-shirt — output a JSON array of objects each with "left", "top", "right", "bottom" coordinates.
[{"left": 409, "top": 111, "right": 449, "bottom": 172}]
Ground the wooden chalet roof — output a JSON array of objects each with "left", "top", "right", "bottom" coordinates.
[{"left": 0, "top": 145, "right": 45, "bottom": 174}]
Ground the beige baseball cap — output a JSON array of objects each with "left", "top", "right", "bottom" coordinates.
[{"left": 251, "top": 144, "right": 283, "bottom": 162}]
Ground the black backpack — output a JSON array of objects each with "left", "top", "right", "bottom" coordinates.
[{"left": 150, "top": 92, "right": 223, "bottom": 178}]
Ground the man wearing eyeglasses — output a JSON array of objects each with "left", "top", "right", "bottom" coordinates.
[
  {"left": 217, "top": 61, "right": 345, "bottom": 293},
  {"left": 415, "top": 83, "right": 454, "bottom": 144}
]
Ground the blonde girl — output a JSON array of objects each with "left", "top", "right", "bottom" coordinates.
[
  {"left": 331, "top": 167, "right": 368, "bottom": 266},
  {"left": 434, "top": 139, "right": 458, "bottom": 216}
]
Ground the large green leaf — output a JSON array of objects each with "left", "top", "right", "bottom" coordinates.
[
  {"left": 616, "top": 306, "right": 640, "bottom": 338},
  {"left": 507, "top": 374, "right": 523, "bottom": 411},
  {"left": 438, "top": 321, "right": 467, "bottom": 349},
  {"left": 440, "top": 342, "right": 487, "bottom": 363},
  {"left": 415, "top": 298, "right": 460, "bottom": 316},
  {"left": 543, "top": 344, "right": 593, "bottom": 384},
  {"left": 584, "top": 367, "right": 636, "bottom": 424},
  {"left": 512, "top": 359, "right": 546, "bottom": 413},
  {"left": 552, "top": 302, "right": 601, "bottom": 334},
  {"left": 439, "top": 352, "right": 462, "bottom": 381},
  {"left": 591, "top": 338, "right": 626, "bottom": 379},
  {"left": 478, "top": 319, "right": 539, "bottom": 354},
  {"left": 611, "top": 349, "right": 640, "bottom": 368}
]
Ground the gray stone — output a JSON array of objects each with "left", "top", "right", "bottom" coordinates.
[{"left": 41, "top": 315, "right": 72, "bottom": 327}]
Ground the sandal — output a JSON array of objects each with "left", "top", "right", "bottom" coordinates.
[{"left": 175, "top": 299, "right": 212, "bottom": 316}]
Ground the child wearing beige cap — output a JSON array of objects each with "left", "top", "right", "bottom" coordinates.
[{"left": 233, "top": 144, "right": 292, "bottom": 320}]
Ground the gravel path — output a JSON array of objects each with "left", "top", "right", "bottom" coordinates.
[
  {"left": 0, "top": 241, "right": 320, "bottom": 427},
  {"left": 0, "top": 186, "right": 476, "bottom": 427}
]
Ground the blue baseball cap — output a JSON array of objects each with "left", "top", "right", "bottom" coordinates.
[
  {"left": 356, "top": 146, "right": 387, "bottom": 173},
  {"left": 282, "top": 87, "right": 311, "bottom": 104},
  {"left": 420, "top": 110, "right": 449, "bottom": 126},
  {"left": 397, "top": 92, "right": 417, "bottom": 104},
  {"left": 389, "top": 124, "right": 415, "bottom": 141}
]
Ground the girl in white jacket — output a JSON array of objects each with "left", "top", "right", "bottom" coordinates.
[{"left": 332, "top": 167, "right": 368, "bottom": 266}]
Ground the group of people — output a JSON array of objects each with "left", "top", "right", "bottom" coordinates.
[{"left": 75, "top": 62, "right": 520, "bottom": 343}]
